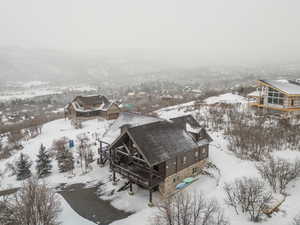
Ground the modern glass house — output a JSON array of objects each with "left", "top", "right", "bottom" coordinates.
[{"left": 248, "top": 80, "right": 300, "bottom": 114}]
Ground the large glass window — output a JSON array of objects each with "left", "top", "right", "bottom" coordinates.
[{"left": 268, "top": 88, "right": 284, "bottom": 105}]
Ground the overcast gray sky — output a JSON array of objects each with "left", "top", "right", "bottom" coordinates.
[{"left": 1, "top": 0, "right": 300, "bottom": 65}]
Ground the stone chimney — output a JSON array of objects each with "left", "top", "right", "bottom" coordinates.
[{"left": 120, "top": 124, "right": 131, "bottom": 133}]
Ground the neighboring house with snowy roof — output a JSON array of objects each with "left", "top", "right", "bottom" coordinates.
[
  {"left": 107, "top": 113, "right": 212, "bottom": 204},
  {"left": 65, "top": 95, "right": 120, "bottom": 124},
  {"left": 249, "top": 80, "right": 300, "bottom": 114}
]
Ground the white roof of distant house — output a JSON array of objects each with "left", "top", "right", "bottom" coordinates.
[
  {"left": 259, "top": 79, "right": 300, "bottom": 95},
  {"left": 247, "top": 90, "right": 260, "bottom": 97}
]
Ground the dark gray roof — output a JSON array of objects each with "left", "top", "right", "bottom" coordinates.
[
  {"left": 109, "top": 114, "right": 212, "bottom": 166},
  {"left": 170, "top": 114, "right": 213, "bottom": 142},
  {"left": 170, "top": 114, "right": 200, "bottom": 130},
  {"left": 126, "top": 120, "right": 199, "bottom": 166}
]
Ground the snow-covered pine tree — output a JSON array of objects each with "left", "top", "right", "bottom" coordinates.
[
  {"left": 36, "top": 144, "right": 52, "bottom": 178},
  {"left": 16, "top": 153, "right": 32, "bottom": 180}
]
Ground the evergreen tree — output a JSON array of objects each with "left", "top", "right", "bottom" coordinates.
[
  {"left": 36, "top": 144, "right": 52, "bottom": 177},
  {"left": 57, "top": 147, "right": 74, "bottom": 173},
  {"left": 16, "top": 153, "right": 32, "bottom": 180},
  {"left": 64, "top": 151, "right": 75, "bottom": 173}
]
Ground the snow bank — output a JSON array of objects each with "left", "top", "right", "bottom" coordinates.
[{"left": 110, "top": 208, "right": 157, "bottom": 225}]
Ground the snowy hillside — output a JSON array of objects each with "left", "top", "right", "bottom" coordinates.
[
  {"left": 1, "top": 93, "right": 300, "bottom": 225},
  {"left": 0, "top": 119, "right": 112, "bottom": 189}
]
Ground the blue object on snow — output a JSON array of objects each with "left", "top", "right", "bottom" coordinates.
[
  {"left": 183, "top": 177, "right": 194, "bottom": 184},
  {"left": 176, "top": 182, "right": 187, "bottom": 190},
  {"left": 69, "top": 140, "right": 74, "bottom": 148}
]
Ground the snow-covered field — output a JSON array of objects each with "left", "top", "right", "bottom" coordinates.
[
  {"left": 0, "top": 81, "right": 97, "bottom": 102},
  {"left": 0, "top": 89, "right": 63, "bottom": 102},
  {"left": 1, "top": 93, "right": 300, "bottom": 225}
]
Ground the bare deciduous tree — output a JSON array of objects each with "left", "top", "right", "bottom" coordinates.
[
  {"left": 76, "top": 133, "right": 93, "bottom": 173},
  {"left": 0, "top": 178, "right": 61, "bottom": 225},
  {"left": 224, "top": 177, "right": 273, "bottom": 222},
  {"left": 224, "top": 109, "right": 300, "bottom": 161},
  {"left": 256, "top": 156, "right": 300, "bottom": 194},
  {"left": 8, "top": 130, "right": 24, "bottom": 150},
  {"left": 153, "top": 192, "right": 229, "bottom": 225}
]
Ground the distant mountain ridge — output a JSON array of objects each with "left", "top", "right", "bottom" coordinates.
[
  {"left": 1, "top": 47, "right": 300, "bottom": 86},
  {"left": 0, "top": 47, "right": 170, "bottom": 84}
]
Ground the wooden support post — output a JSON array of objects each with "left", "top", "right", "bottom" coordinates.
[
  {"left": 148, "top": 188, "right": 153, "bottom": 207},
  {"left": 148, "top": 166, "right": 154, "bottom": 207},
  {"left": 129, "top": 181, "right": 134, "bottom": 195},
  {"left": 112, "top": 169, "right": 117, "bottom": 185}
]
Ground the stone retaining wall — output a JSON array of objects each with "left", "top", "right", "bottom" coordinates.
[{"left": 159, "top": 159, "right": 207, "bottom": 196}]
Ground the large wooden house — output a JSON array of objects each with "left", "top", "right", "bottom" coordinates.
[
  {"left": 107, "top": 114, "right": 212, "bottom": 205},
  {"left": 249, "top": 80, "right": 300, "bottom": 114},
  {"left": 65, "top": 95, "right": 120, "bottom": 124}
]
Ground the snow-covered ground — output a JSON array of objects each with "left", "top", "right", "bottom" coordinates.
[
  {"left": 0, "top": 82, "right": 97, "bottom": 102},
  {"left": 1, "top": 92, "right": 299, "bottom": 225},
  {"left": 0, "top": 118, "right": 112, "bottom": 190},
  {"left": 0, "top": 89, "right": 63, "bottom": 102},
  {"left": 204, "top": 93, "right": 247, "bottom": 104}
]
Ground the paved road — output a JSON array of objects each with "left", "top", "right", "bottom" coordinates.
[{"left": 59, "top": 183, "right": 131, "bottom": 225}]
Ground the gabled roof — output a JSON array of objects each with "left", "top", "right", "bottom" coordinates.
[
  {"left": 70, "top": 95, "right": 113, "bottom": 112},
  {"left": 75, "top": 95, "right": 109, "bottom": 106},
  {"left": 259, "top": 80, "right": 300, "bottom": 95},
  {"left": 125, "top": 121, "right": 199, "bottom": 166},
  {"left": 109, "top": 114, "right": 212, "bottom": 166}
]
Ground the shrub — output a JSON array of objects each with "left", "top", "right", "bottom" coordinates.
[
  {"left": 153, "top": 192, "right": 229, "bottom": 225},
  {"left": 224, "top": 177, "right": 273, "bottom": 222},
  {"left": 256, "top": 156, "right": 300, "bottom": 193},
  {"left": 0, "top": 178, "right": 61, "bottom": 225}
]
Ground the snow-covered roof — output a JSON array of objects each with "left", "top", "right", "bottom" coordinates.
[
  {"left": 102, "top": 112, "right": 163, "bottom": 144},
  {"left": 186, "top": 123, "right": 202, "bottom": 134},
  {"left": 106, "top": 113, "right": 212, "bottom": 157},
  {"left": 68, "top": 95, "right": 117, "bottom": 112},
  {"left": 204, "top": 93, "right": 247, "bottom": 104},
  {"left": 111, "top": 120, "right": 200, "bottom": 166},
  {"left": 260, "top": 79, "right": 300, "bottom": 95},
  {"left": 247, "top": 90, "right": 260, "bottom": 97},
  {"left": 72, "top": 101, "right": 116, "bottom": 112}
]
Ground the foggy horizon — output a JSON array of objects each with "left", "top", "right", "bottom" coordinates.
[{"left": 1, "top": 0, "right": 300, "bottom": 66}]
